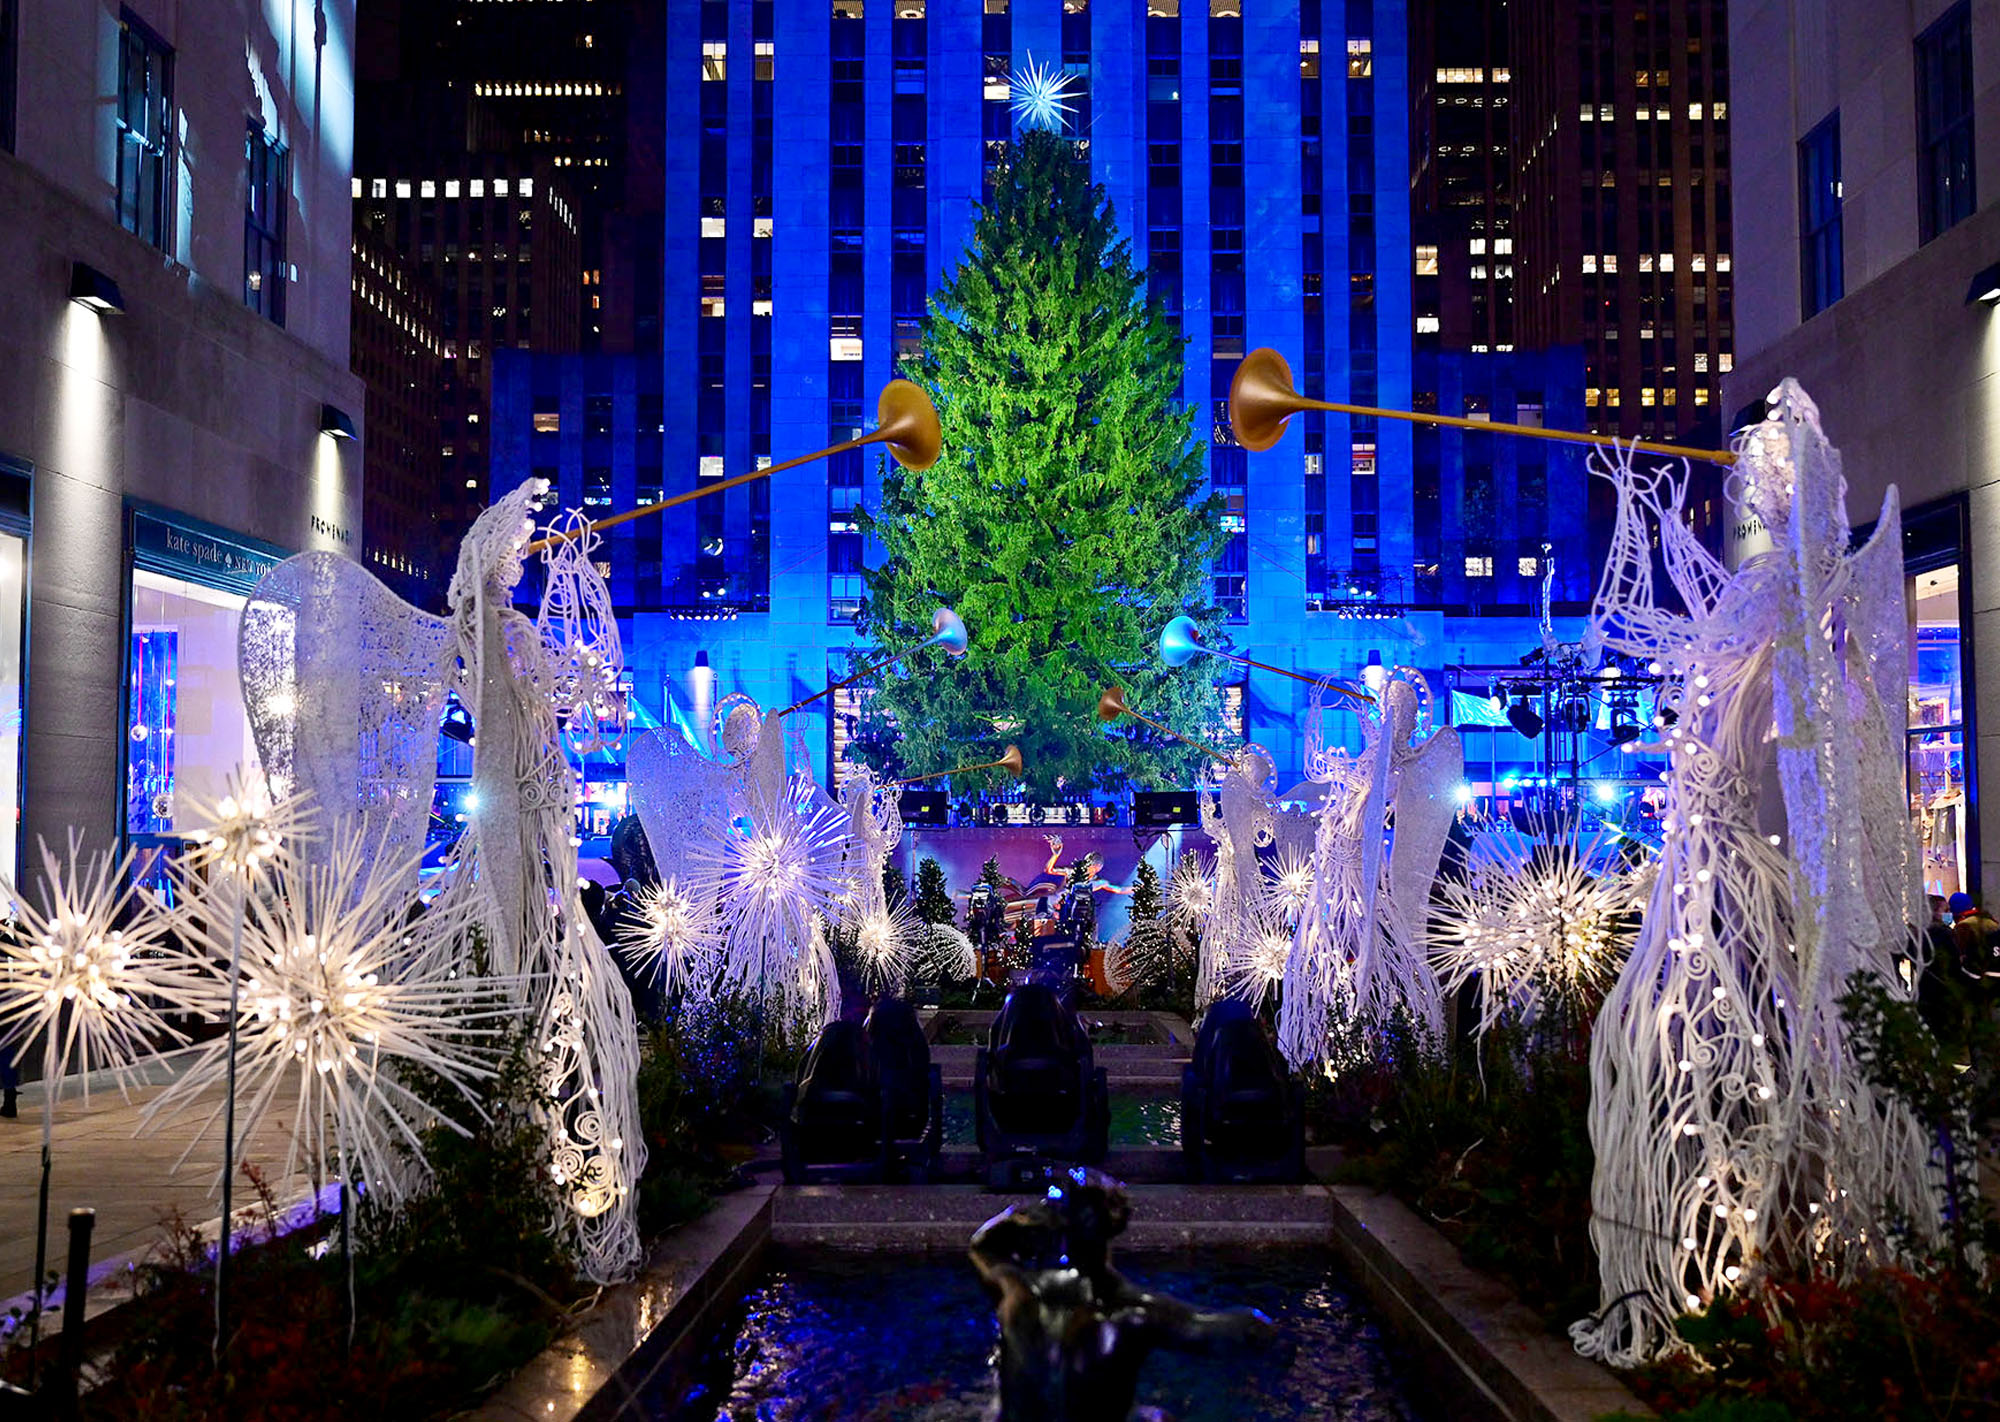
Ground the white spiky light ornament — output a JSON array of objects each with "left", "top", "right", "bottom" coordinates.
[
  {"left": 1429, "top": 817, "right": 1650, "bottom": 1037},
  {"left": 615, "top": 876, "right": 723, "bottom": 999},
  {"left": 0, "top": 836, "right": 202, "bottom": 1376},
  {"left": 1165, "top": 852, "right": 1215, "bottom": 931},
  {"left": 149, "top": 831, "right": 509, "bottom": 1204},
  {"left": 852, "top": 899, "right": 922, "bottom": 996}
]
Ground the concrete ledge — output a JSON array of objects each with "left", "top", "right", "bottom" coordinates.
[
  {"left": 472, "top": 1186, "right": 773, "bottom": 1422},
  {"left": 1327, "top": 1185, "right": 1652, "bottom": 1422},
  {"left": 772, "top": 1182, "right": 1334, "bottom": 1250}
]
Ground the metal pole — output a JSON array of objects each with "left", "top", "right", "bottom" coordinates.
[
  {"left": 54, "top": 1207, "right": 94, "bottom": 1420},
  {"left": 214, "top": 886, "right": 245, "bottom": 1361},
  {"left": 27, "top": 1143, "right": 49, "bottom": 1392}
]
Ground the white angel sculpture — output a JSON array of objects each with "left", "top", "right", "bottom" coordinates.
[
  {"left": 1194, "top": 746, "right": 1277, "bottom": 1009},
  {"left": 1571, "top": 384, "right": 1934, "bottom": 1367},
  {"left": 839, "top": 764, "right": 919, "bottom": 989},
  {"left": 237, "top": 478, "right": 647, "bottom": 1284},
  {"left": 1276, "top": 675, "right": 1460, "bottom": 1069}
]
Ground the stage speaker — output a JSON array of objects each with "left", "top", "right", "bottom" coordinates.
[
  {"left": 900, "top": 790, "right": 948, "bottom": 825},
  {"left": 1133, "top": 791, "right": 1199, "bottom": 827}
]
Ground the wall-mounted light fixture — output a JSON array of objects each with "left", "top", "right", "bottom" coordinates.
[
  {"left": 319, "top": 403, "right": 357, "bottom": 441},
  {"left": 1966, "top": 260, "right": 2000, "bottom": 305},
  {"left": 68, "top": 261, "right": 125, "bottom": 315}
]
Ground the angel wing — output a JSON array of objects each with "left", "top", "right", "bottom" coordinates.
[
  {"left": 238, "top": 553, "right": 453, "bottom": 869},
  {"left": 626, "top": 728, "right": 739, "bottom": 886},
  {"left": 1387, "top": 724, "right": 1464, "bottom": 917}
]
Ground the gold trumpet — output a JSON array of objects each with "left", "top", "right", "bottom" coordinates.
[
  {"left": 892, "top": 743, "right": 1024, "bottom": 787},
  {"left": 524, "top": 379, "right": 942, "bottom": 556},
  {"left": 1095, "top": 685, "right": 1235, "bottom": 767},
  {"left": 1229, "top": 347, "right": 1737, "bottom": 466}
]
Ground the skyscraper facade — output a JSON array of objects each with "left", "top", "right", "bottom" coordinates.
[
  {"left": 493, "top": 0, "right": 1587, "bottom": 788},
  {"left": 352, "top": 162, "right": 584, "bottom": 557},
  {"left": 1511, "top": 1, "right": 1734, "bottom": 449},
  {"left": 1410, "top": 0, "right": 1514, "bottom": 353}
]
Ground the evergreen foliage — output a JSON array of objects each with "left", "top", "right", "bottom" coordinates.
[
  {"left": 912, "top": 856, "right": 954, "bottom": 926},
  {"left": 858, "top": 127, "right": 1226, "bottom": 794},
  {"left": 1129, "top": 856, "right": 1163, "bottom": 923},
  {"left": 881, "top": 857, "right": 908, "bottom": 913}
]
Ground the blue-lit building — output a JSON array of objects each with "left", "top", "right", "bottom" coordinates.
[{"left": 491, "top": 0, "right": 1591, "bottom": 789}]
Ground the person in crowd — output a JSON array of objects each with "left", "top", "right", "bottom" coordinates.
[
  {"left": 1920, "top": 893, "right": 1970, "bottom": 1044},
  {"left": 1948, "top": 891, "right": 1998, "bottom": 984}
]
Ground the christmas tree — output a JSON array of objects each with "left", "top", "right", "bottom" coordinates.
[
  {"left": 912, "top": 857, "right": 953, "bottom": 926},
  {"left": 858, "top": 126, "right": 1225, "bottom": 795},
  {"left": 882, "top": 858, "right": 908, "bottom": 914}
]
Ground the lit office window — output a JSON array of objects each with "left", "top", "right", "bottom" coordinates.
[{"left": 244, "top": 123, "right": 288, "bottom": 325}]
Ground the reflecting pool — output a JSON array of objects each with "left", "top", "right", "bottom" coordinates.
[{"left": 663, "top": 1248, "right": 1424, "bottom": 1421}]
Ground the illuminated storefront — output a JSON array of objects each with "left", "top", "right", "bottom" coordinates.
[
  {"left": 122, "top": 507, "right": 288, "bottom": 870},
  {"left": 0, "top": 458, "right": 29, "bottom": 881},
  {"left": 1903, "top": 497, "right": 1975, "bottom": 898}
]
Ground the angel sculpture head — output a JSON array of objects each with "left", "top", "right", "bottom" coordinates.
[
  {"left": 447, "top": 477, "right": 545, "bottom": 612},
  {"left": 720, "top": 704, "right": 762, "bottom": 762},
  {"left": 1729, "top": 378, "right": 1846, "bottom": 557},
  {"left": 1382, "top": 679, "right": 1420, "bottom": 749}
]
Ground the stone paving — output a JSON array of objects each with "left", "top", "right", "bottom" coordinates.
[{"left": 0, "top": 1049, "right": 311, "bottom": 1305}]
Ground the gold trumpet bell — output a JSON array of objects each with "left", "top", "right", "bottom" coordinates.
[
  {"left": 1229, "top": 347, "right": 1302, "bottom": 453},
  {"left": 1096, "top": 685, "right": 1131, "bottom": 723},
  {"left": 877, "top": 379, "right": 942, "bottom": 471},
  {"left": 997, "top": 743, "right": 1024, "bottom": 777}
]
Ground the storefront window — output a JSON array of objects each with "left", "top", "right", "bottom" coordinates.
[
  {"left": 0, "top": 528, "right": 25, "bottom": 878},
  {"left": 123, "top": 508, "right": 287, "bottom": 891},
  {"left": 1910, "top": 562, "right": 1968, "bottom": 897},
  {"left": 126, "top": 568, "right": 259, "bottom": 836}
]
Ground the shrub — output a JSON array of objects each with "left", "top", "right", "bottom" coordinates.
[{"left": 1313, "top": 1011, "right": 1599, "bottom": 1327}]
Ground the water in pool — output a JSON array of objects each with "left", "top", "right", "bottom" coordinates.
[
  {"left": 942, "top": 1091, "right": 1181, "bottom": 1147},
  {"left": 663, "top": 1248, "right": 1424, "bottom": 1421}
]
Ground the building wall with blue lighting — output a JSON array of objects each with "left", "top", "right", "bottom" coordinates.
[{"left": 491, "top": 0, "right": 1591, "bottom": 789}]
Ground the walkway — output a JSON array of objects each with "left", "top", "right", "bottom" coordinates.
[{"left": 0, "top": 1050, "right": 311, "bottom": 1304}]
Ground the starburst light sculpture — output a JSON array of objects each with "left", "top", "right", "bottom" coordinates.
[
  {"left": 614, "top": 876, "right": 723, "bottom": 999},
  {"left": 0, "top": 836, "right": 202, "bottom": 1374},
  {"left": 149, "top": 831, "right": 510, "bottom": 1204},
  {"left": 853, "top": 899, "right": 922, "bottom": 995},
  {"left": 1165, "top": 852, "right": 1216, "bottom": 931},
  {"left": 698, "top": 789, "right": 851, "bottom": 1020},
  {"left": 1262, "top": 842, "right": 1316, "bottom": 925},
  {"left": 1010, "top": 53, "right": 1078, "bottom": 131},
  {"left": 1429, "top": 817, "right": 1649, "bottom": 1037},
  {"left": 0, "top": 838, "right": 199, "bottom": 1106},
  {"left": 1225, "top": 909, "right": 1298, "bottom": 1013}
]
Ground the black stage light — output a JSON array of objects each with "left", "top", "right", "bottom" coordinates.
[
  {"left": 441, "top": 697, "right": 475, "bottom": 744},
  {"left": 1507, "top": 696, "right": 1544, "bottom": 740}
]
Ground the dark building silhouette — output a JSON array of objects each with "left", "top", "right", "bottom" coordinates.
[
  {"left": 1410, "top": 0, "right": 1515, "bottom": 354},
  {"left": 350, "top": 219, "right": 447, "bottom": 604},
  {"left": 1511, "top": 1, "right": 1733, "bottom": 450}
]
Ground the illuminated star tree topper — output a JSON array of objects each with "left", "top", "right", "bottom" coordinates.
[{"left": 1010, "top": 53, "right": 1078, "bottom": 131}]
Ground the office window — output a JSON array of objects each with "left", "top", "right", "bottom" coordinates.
[
  {"left": 244, "top": 123, "right": 287, "bottom": 324},
  {"left": 1797, "top": 112, "right": 1842, "bottom": 317},
  {"left": 1918, "top": 3, "right": 1975, "bottom": 242},
  {"left": 116, "top": 14, "right": 174, "bottom": 249}
]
